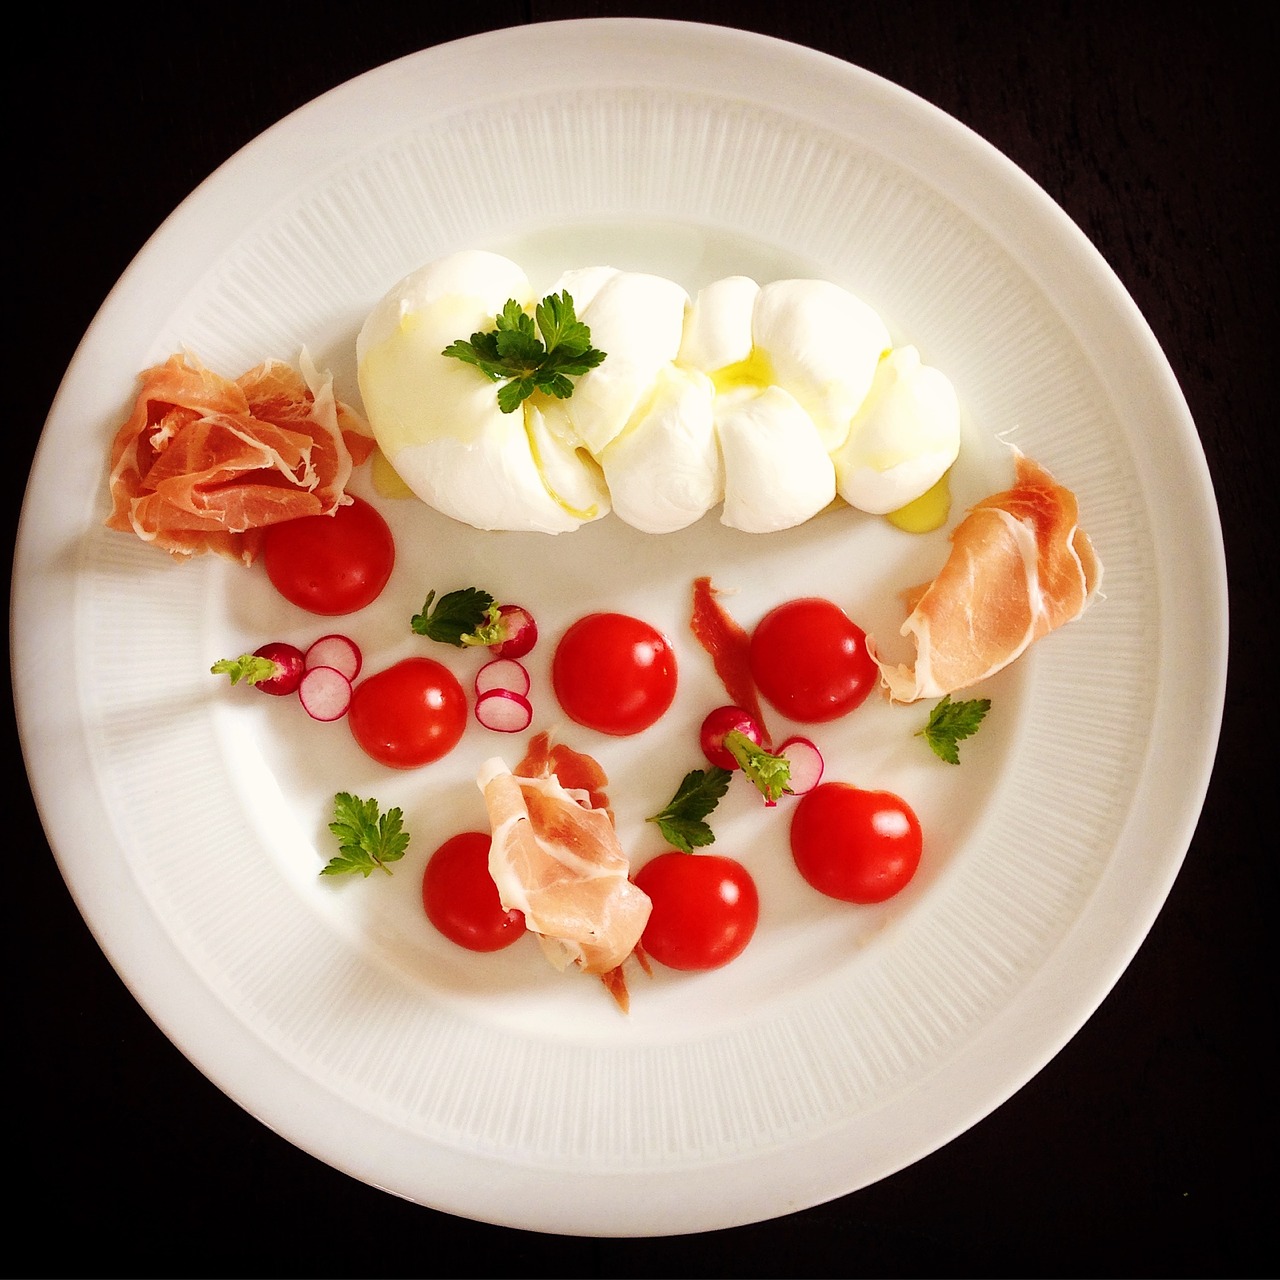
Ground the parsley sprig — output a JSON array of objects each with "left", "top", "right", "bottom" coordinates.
[
  {"left": 647, "top": 767, "right": 732, "bottom": 853},
  {"left": 442, "top": 291, "right": 606, "bottom": 413},
  {"left": 321, "top": 792, "right": 411, "bottom": 877},
  {"left": 411, "top": 587, "right": 504, "bottom": 647},
  {"left": 918, "top": 694, "right": 991, "bottom": 764}
]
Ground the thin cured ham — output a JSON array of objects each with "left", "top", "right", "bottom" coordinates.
[
  {"left": 105, "top": 351, "right": 374, "bottom": 563},
  {"left": 477, "top": 732, "right": 650, "bottom": 1009},
  {"left": 873, "top": 451, "right": 1102, "bottom": 702},
  {"left": 690, "top": 575, "right": 773, "bottom": 746}
]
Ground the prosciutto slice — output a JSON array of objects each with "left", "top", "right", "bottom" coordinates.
[
  {"left": 873, "top": 451, "right": 1102, "bottom": 702},
  {"left": 477, "top": 733, "right": 651, "bottom": 1005},
  {"left": 105, "top": 351, "right": 373, "bottom": 563}
]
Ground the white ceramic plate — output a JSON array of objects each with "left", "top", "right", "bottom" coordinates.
[{"left": 13, "top": 19, "right": 1225, "bottom": 1236}]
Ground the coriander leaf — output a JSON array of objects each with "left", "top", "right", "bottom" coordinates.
[
  {"left": 917, "top": 694, "right": 991, "bottom": 764},
  {"left": 724, "top": 729, "right": 792, "bottom": 803},
  {"left": 321, "top": 791, "right": 410, "bottom": 877},
  {"left": 410, "top": 587, "right": 497, "bottom": 646},
  {"left": 441, "top": 291, "right": 606, "bottom": 413},
  {"left": 210, "top": 653, "right": 279, "bottom": 686},
  {"left": 647, "top": 767, "right": 732, "bottom": 853}
]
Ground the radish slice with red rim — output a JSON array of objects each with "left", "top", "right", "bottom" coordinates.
[
  {"left": 298, "top": 666, "right": 353, "bottom": 722},
  {"left": 475, "top": 658, "right": 531, "bottom": 699},
  {"left": 305, "top": 633, "right": 362, "bottom": 681},
  {"left": 779, "top": 736, "right": 824, "bottom": 794},
  {"left": 474, "top": 687, "right": 533, "bottom": 733}
]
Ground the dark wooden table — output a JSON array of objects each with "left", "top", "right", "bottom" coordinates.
[{"left": 11, "top": 4, "right": 1273, "bottom": 1275}]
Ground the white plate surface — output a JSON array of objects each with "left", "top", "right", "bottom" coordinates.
[{"left": 12, "top": 19, "right": 1225, "bottom": 1236}]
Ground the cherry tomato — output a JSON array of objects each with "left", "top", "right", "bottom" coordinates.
[
  {"left": 422, "top": 831, "right": 526, "bottom": 952},
  {"left": 262, "top": 495, "right": 394, "bottom": 615},
  {"left": 347, "top": 656, "right": 466, "bottom": 768},
  {"left": 551, "top": 612, "right": 678, "bottom": 736},
  {"left": 633, "top": 852, "right": 759, "bottom": 971},
  {"left": 749, "top": 597, "right": 877, "bottom": 722},
  {"left": 789, "top": 781, "right": 922, "bottom": 903},
  {"left": 699, "top": 705, "right": 764, "bottom": 771}
]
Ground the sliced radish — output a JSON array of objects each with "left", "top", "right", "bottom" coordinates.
[
  {"left": 305, "top": 633, "right": 362, "bottom": 681},
  {"left": 490, "top": 604, "right": 537, "bottom": 659},
  {"left": 298, "top": 665, "right": 353, "bottom": 722},
  {"left": 779, "top": 736, "right": 824, "bottom": 794},
  {"left": 474, "top": 687, "right": 533, "bottom": 733},
  {"left": 474, "top": 657, "right": 531, "bottom": 699}
]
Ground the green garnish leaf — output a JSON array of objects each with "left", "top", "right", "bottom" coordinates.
[
  {"left": 210, "top": 653, "right": 279, "bottom": 686},
  {"left": 442, "top": 290, "right": 606, "bottom": 413},
  {"left": 321, "top": 792, "right": 410, "bottom": 877},
  {"left": 918, "top": 694, "right": 992, "bottom": 764},
  {"left": 411, "top": 587, "right": 500, "bottom": 647},
  {"left": 724, "top": 729, "right": 792, "bottom": 803},
  {"left": 647, "top": 767, "right": 732, "bottom": 853}
]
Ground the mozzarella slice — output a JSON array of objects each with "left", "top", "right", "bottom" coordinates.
[
  {"left": 717, "top": 385, "right": 836, "bottom": 532},
  {"left": 599, "top": 365, "right": 721, "bottom": 534},
  {"left": 831, "top": 345, "right": 961, "bottom": 514},
  {"left": 554, "top": 269, "right": 690, "bottom": 458},
  {"left": 678, "top": 275, "right": 760, "bottom": 372},
  {"left": 750, "top": 278, "right": 891, "bottom": 451}
]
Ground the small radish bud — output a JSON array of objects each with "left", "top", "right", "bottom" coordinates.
[
  {"left": 298, "top": 666, "right": 353, "bottom": 721},
  {"left": 475, "top": 687, "right": 533, "bottom": 732},
  {"left": 475, "top": 658, "right": 531, "bottom": 699},
  {"left": 489, "top": 604, "right": 537, "bottom": 659},
  {"left": 305, "top": 633, "right": 362, "bottom": 681},
  {"left": 211, "top": 642, "right": 306, "bottom": 696},
  {"left": 699, "top": 706, "right": 764, "bottom": 771}
]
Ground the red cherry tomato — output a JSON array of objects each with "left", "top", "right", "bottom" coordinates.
[
  {"left": 347, "top": 656, "right": 466, "bottom": 768},
  {"left": 262, "top": 495, "right": 394, "bottom": 615},
  {"left": 748, "top": 597, "right": 877, "bottom": 723},
  {"left": 422, "top": 831, "right": 526, "bottom": 952},
  {"left": 633, "top": 851, "right": 759, "bottom": 971},
  {"left": 551, "top": 612, "right": 678, "bottom": 736},
  {"left": 789, "top": 781, "right": 922, "bottom": 903}
]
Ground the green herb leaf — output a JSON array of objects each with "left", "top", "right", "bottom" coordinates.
[
  {"left": 210, "top": 653, "right": 279, "bottom": 686},
  {"left": 917, "top": 694, "right": 992, "bottom": 764},
  {"left": 724, "top": 729, "right": 792, "bottom": 803},
  {"left": 442, "top": 291, "right": 605, "bottom": 413},
  {"left": 647, "top": 767, "right": 732, "bottom": 853},
  {"left": 321, "top": 792, "right": 410, "bottom": 877},
  {"left": 410, "top": 587, "right": 498, "bottom": 646}
]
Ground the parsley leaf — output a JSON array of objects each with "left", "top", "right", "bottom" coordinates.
[
  {"left": 647, "top": 767, "right": 732, "bottom": 853},
  {"left": 441, "top": 290, "right": 606, "bottom": 413},
  {"left": 723, "top": 729, "right": 792, "bottom": 803},
  {"left": 410, "top": 587, "right": 500, "bottom": 647},
  {"left": 321, "top": 792, "right": 410, "bottom": 877},
  {"left": 210, "top": 653, "right": 279, "bottom": 685},
  {"left": 918, "top": 694, "right": 991, "bottom": 764}
]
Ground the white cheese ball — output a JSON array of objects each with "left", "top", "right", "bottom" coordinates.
[{"left": 831, "top": 346, "right": 961, "bottom": 514}]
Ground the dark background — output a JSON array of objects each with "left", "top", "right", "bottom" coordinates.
[{"left": 11, "top": 3, "right": 1275, "bottom": 1276}]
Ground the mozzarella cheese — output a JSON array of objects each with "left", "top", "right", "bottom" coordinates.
[{"left": 356, "top": 250, "right": 961, "bottom": 535}]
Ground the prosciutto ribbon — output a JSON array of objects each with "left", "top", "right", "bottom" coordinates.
[
  {"left": 106, "top": 352, "right": 373, "bottom": 563},
  {"left": 873, "top": 451, "right": 1102, "bottom": 702},
  {"left": 477, "top": 734, "right": 651, "bottom": 1004}
]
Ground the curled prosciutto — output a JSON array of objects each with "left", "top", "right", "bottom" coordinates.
[
  {"left": 872, "top": 450, "right": 1103, "bottom": 702},
  {"left": 105, "top": 351, "right": 374, "bottom": 563},
  {"left": 477, "top": 732, "right": 650, "bottom": 1009}
]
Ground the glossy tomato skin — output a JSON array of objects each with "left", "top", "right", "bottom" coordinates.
[
  {"left": 422, "top": 831, "right": 526, "bottom": 952},
  {"left": 262, "top": 495, "right": 395, "bottom": 615},
  {"left": 551, "top": 612, "right": 678, "bottom": 736},
  {"left": 789, "top": 781, "right": 922, "bottom": 903},
  {"left": 633, "top": 852, "right": 759, "bottom": 971},
  {"left": 749, "top": 597, "right": 877, "bottom": 723},
  {"left": 347, "top": 656, "right": 466, "bottom": 768}
]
